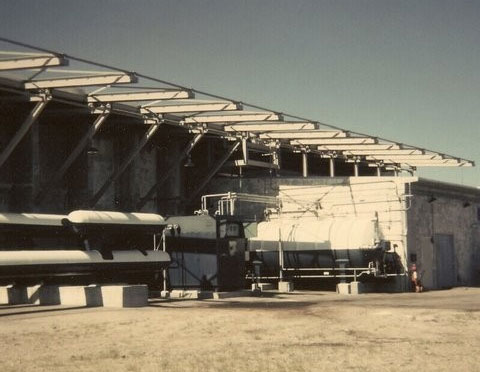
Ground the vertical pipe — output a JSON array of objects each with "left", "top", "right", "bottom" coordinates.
[
  {"left": 329, "top": 157, "right": 335, "bottom": 177},
  {"left": 302, "top": 152, "right": 308, "bottom": 178},
  {"left": 376, "top": 166, "right": 381, "bottom": 177},
  {"left": 162, "top": 229, "right": 167, "bottom": 293},
  {"left": 278, "top": 226, "right": 283, "bottom": 282},
  {"left": 353, "top": 162, "right": 359, "bottom": 177},
  {"left": 241, "top": 138, "right": 248, "bottom": 163}
]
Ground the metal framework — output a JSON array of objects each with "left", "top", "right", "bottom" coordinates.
[
  {"left": 0, "top": 54, "right": 67, "bottom": 70},
  {"left": 291, "top": 137, "right": 376, "bottom": 145},
  {"left": 259, "top": 130, "right": 346, "bottom": 139},
  {"left": 88, "top": 89, "right": 193, "bottom": 103},
  {"left": 183, "top": 111, "right": 282, "bottom": 124},
  {"left": 34, "top": 107, "right": 111, "bottom": 203},
  {"left": 0, "top": 39, "right": 474, "bottom": 203},
  {"left": 141, "top": 101, "right": 240, "bottom": 114},
  {"left": 24, "top": 73, "right": 137, "bottom": 89},
  {"left": 0, "top": 93, "right": 51, "bottom": 169},
  {"left": 89, "top": 120, "right": 162, "bottom": 208}
]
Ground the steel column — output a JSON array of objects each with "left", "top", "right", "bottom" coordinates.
[
  {"left": 34, "top": 108, "right": 110, "bottom": 203},
  {"left": 241, "top": 138, "right": 248, "bottom": 163},
  {"left": 136, "top": 133, "right": 204, "bottom": 210},
  {"left": 302, "top": 152, "right": 308, "bottom": 178},
  {"left": 187, "top": 141, "right": 241, "bottom": 205},
  {"left": 89, "top": 122, "right": 162, "bottom": 208},
  {"left": 329, "top": 157, "right": 335, "bottom": 177},
  {"left": 0, "top": 96, "right": 50, "bottom": 169},
  {"left": 376, "top": 166, "right": 381, "bottom": 177},
  {"left": 354, "top": 162, "right": 359, "bottom": 177}
]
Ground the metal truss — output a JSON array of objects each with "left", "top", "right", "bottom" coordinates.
[{"left": 0, "top": 38, "right": 474, "bottom": 186}]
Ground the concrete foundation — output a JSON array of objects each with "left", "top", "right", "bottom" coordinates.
[
  {"left": 349, "top": 281, "right": 364, "bottom": 295},
  {"left": 0, "top": 285, "right": 60, "bottom": 305},
  {"left": 0, "top": 285, "right": 27, "bottom": 305},
  {"left": 213, "top": 290, "right": 253, "bottom": 299},
  {"left": 251, "top": 282, "right": 275, "bottom": 291},
  {"left": 278, "top": 281, "right": 294, "bottom": 292},
  {"left": 58, "top": 286, "right": 102, "bottom": 307},
  {"left": 169, "top": 290, "right": 213, "bottom": 299},
  {"left": 100, "top": 285, "right": 149, "bottom": 307},
  {"left": 336, "top": 283, "right": 351, "bottom": 295}
]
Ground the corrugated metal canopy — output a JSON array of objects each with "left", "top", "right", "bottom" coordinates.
[{"left": 0, "top": 38, "right": 474, "bottom": 172}]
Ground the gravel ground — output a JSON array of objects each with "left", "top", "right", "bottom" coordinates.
[{"left": 1, "top": 287, "right": 479, "bottom": 372}]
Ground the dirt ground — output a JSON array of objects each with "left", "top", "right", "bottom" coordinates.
[{"left": 1, "top": 287, "right": 480, "bottom": 372}]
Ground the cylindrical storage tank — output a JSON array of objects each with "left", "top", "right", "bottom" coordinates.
[
  {"left": 0, "top": 249, "right": 170, "bottom": 285},
  {"left": 66, "top": 210, "right": 167, "bottom": 234},
  {"left": 249, "top": 217, "right": 382, "bottom": 273}
]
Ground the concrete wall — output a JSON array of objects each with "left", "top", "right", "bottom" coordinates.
[{"left": 407, "top": 180, "right": 480, "bottom": 289}]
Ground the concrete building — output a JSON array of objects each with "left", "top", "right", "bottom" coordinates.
[
  {"left": 0, "top": 40, "right": 477, "bottom": 291},
  {"left": 205, "top": 176, "right": 480, "bottom": 290}
]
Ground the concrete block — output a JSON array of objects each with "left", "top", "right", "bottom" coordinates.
[
  {"left": 0, "top": 285, "right": 46, "bottom": 305},
  {"left": 258, "top": 282, "right": 275, "bottom": 291},
  {"left": 169, "top": 290, "right": 212, "bottom": 299},
  {"left": 0, "top": 286, "right": 7, "bottom": 304},
  {"left": 26, "top": 285, "right": 42, "bottom": 304},
  {"left": 336, "top": 283, "right": 351, "bottom": 295},
  {"left": 101, "top": 285, "right": 148, "bottom": 307},
  {"left": 58, "top": 286, "right": 102, "bottom": 307},
  {"left": 160, "top": 290, "right": 170, "bottom": 298},
  {"left": 213, "top": 290, "right": 252, "bottom": 299},
  {"left": 349, "top": 281, "right": 364, "bottom": 295},
  {"left": 38, "top": 285, "right": 61, "bottom": 305},
  {"left": 0, "top": 285, "right": 27, "bottom": 305},
  {"left": 278, "top": 281, "right": 294, "bottom": 292}
]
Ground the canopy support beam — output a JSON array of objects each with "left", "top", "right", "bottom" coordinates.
[
  {"left": 187, "top": 140, "right": 241, "bottom": 205},
  {"left": 89, "top": 121, "right": 162, "bottom": 208},
  {"left": 0, "top": 93, "right": 50, "bottom": 170},
  {"left": 137, "top": 133, "right": 204, "bottom": 211},
  {"left": 34, "top": 107, "right": 111, "bottom": 204}
]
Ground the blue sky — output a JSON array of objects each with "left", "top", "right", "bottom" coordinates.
[{"left": 0, "top": 0, "right": 478, "bottom": 186}]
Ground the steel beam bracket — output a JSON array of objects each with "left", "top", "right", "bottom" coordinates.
[
  {"left": 88, "top": 102, "right": 111, "bottom": 114},
  {"left": 33, "top": 89, "right": 52, "bottom": 102}
]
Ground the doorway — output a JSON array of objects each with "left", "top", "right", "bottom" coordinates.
[{"left": 435, "top": 234, "right": 456, "bottom": 289}]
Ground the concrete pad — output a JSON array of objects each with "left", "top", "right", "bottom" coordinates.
[
  {"left": 58, "top": 286, "right": 102, "bottom": 307},
  {"left": 350, "top": 281, "right": 365, "bottom": 295},
  {"left": 38, "top": 285, "right": 61, "bottom": 305},
  {"left": 160, "top": 290, "right": 170, "bottom": 298},
  {"left": 0, "top": 285, "right": 27, "bottom": 305},
  {"left": 278, "top": 281, "right": 294, "bottom": 292},
  {"left": 258, "top": 283, "right": 275, "bottom": 291},
  {"left": 213, "top": 290, "right": 253, "bottom": 299},
  {"left": 336, "top": 283, "right": 351, "bottom": 295},
  {"left": 169, "top": 290, "right": 212, "bottom": 299},
  {"left": 101, "top": 285, "right": 148, "bottom": 307},
  {"left": 0, "top": 285, "right": 47, "bottom": 305},
  {"left": 26, "top": 285, "right": 42, "bottom": 304}
]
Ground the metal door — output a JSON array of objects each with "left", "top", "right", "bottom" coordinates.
[{"left": 435, "top": 234, "right": 455, "bottom": 289}]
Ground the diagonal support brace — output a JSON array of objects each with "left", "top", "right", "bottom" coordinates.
[
  {"left": 136, "top": 133, "right": 204, "bottom": 211},
  {"left": 89, "top": 121, "right": 162, "bottom": 208},
  {"left": 34, "top": 107, "right": 111, "bottom": 203},
  {"left": 0, "top": 92, "right": 51, "bottom": 169},
  {"left": 187, "top": 140, "right": 241, "bottom": 205}
]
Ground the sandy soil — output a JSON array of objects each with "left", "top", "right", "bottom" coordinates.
[{"left": 1, "top": 287, "right": 480, "bottom": 372}]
